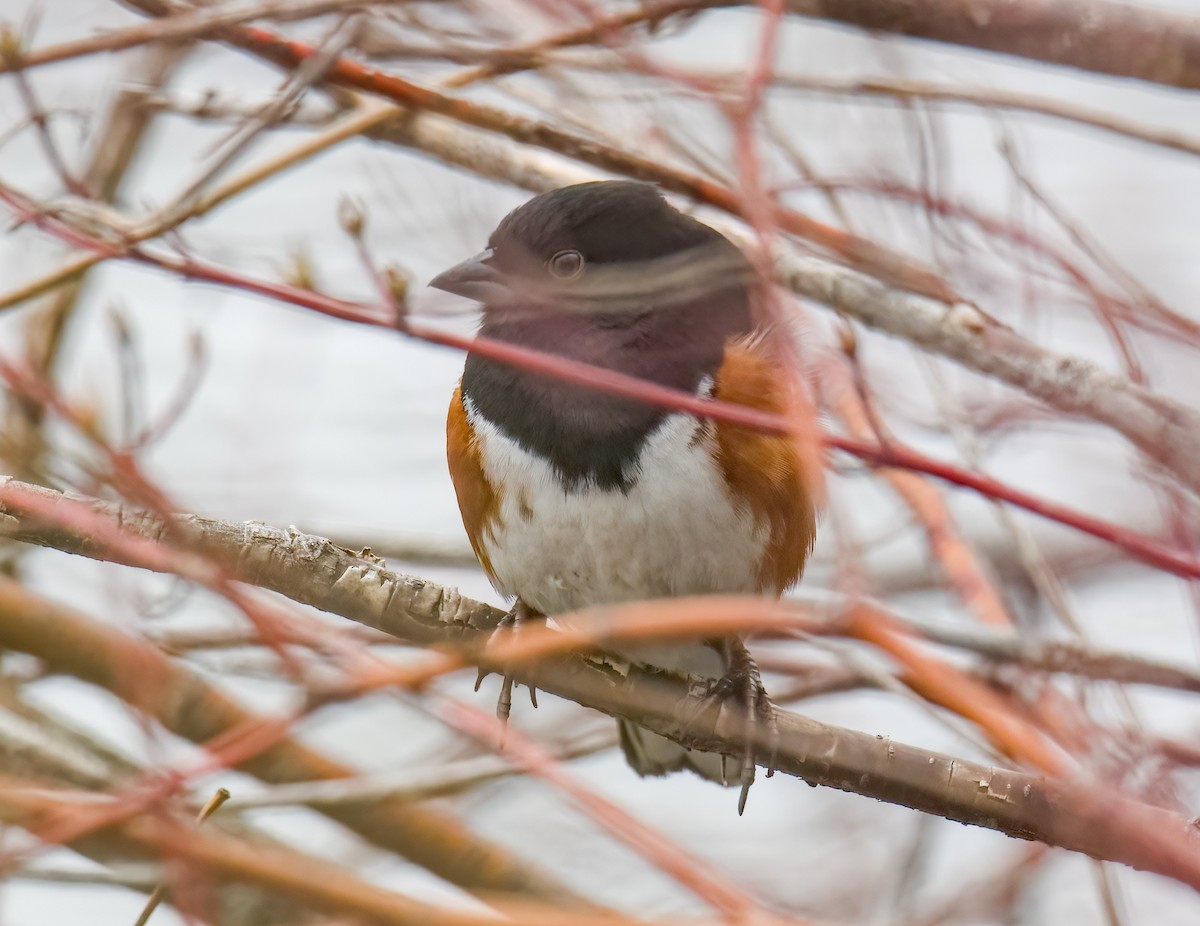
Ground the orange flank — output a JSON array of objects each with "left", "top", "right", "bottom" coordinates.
[
  {"left": 446, "top": 385, "right": 500, "bottom": 583},
  {"left": 712, "top": 340, "right": 817, "bottom": 595}
]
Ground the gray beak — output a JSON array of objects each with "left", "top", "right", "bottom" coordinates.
[{"left": 429, "top": 248, "right": 514, "bottom": 304}]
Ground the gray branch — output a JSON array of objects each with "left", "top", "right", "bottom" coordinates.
[
  {"left": 3, "top": 477, "right": 1200, "bottom": 888},
  {"left": 362, "top": 109, "right": 1200, "bottom": 498}
]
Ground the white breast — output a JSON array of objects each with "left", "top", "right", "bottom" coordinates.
[{"left": 468, "top": 397, "right": 769, "bottom": 622}]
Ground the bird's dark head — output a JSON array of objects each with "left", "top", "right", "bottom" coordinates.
[
  {"left": 432, "top": 181, "right": 756, "bottom": 490},
  {"left": 429, "top": 181, "right": 752, "bottom": 319}
]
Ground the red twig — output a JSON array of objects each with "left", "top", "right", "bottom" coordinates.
[
  {"left": 147, "top": 9, "right": 956, "bottom": 304},
  {"left": 17, "top": 711, "right": 304, "bottom": 856},
  {"left": 436, "top": 696, "right": 770, "bottom": 923},
  {"left": 2, "top": 184, "right": 1198, "bottom": 581}
]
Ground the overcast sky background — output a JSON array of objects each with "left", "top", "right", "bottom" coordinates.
[{"left": 2, "top": 1, "right": 1200, "bottom": 923}]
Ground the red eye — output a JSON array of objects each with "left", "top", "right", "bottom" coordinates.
[{"left": 547, "top": 249, "right": 584, "bottom": 279}]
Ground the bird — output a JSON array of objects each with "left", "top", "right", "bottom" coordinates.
[{"left": 431, "top": 180, "right": 816, "bottom": 812}]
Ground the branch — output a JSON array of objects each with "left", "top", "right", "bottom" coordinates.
[
  {"left": 0, "top": 778, "right": 648, "bottom": 926},
  {"left": 0, "top": 695, "right": 319, "bottom": 925},
  {"left": 782, "top": 0, "right": 1200, "bottom": 91},
  {"left": 0, "top": 530, "right": 589, "bottom": 907},
  {"left": 3, "top": 480, "right": 1200, "bottom": 888},
  {"left": 774, "top": 250, "right": 1200, "bottom": 499},
  {"left": 768, "top": 74, "right": 1200, "bottom": 162},
  {"left": 6, "top": 180, "right": 1200, "bottom": 581},
  {"left": 10, "top": 20, "right": 1200, "bottom": 497},
  {"left": 820, "top": 355, "right": 1015, "bottom": 628},
  {"left": 224, "top": 728, "right": 617, "bottom": 810},
  {"left": 911, "top": 619, "right": 1200, "bottom": 694},
  {"left": 0, "top": 0, "right": 377, "bottom": 74},
  {"left": 353, "top": 98, "right": 1200, "bottom": 500},
  {"left": 314, "top": 0, "right": 1200, "bottom": 92}
]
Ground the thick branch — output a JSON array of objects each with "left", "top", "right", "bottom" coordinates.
[
  {"left": 783, "top": 0, "right": 1200, "bottom": 91},
  {"left": 502, "top": 0, "right": 1200, "bottom": 90},
  {"left": 2, "top": 480, "right": 1199, "bottom": 887},
  {"left": 145, "top": 0, "right": 1200, "bottom": 92},
  {"left": 771, "top": 254, "right": 1200, "bottom": 498},
  {"left": 456, "top": 0, "right": 1200, "bottom": 92},
  {"left": 0, "top": 508, "right": 587, "bottom": 908}
]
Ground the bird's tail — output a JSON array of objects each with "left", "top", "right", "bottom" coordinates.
[{"left": 617, "top": 719, "right": 732, "bottom": 786}]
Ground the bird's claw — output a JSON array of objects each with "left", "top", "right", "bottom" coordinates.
[
  {"left": 680, "top": 641, "right": 777, "bottom": 815},
  {"left": 481, "top": 601, "right": 540, "bottom": 726},
  {"left": 723, "top": 670, "right": 777, "bottom": 816}
]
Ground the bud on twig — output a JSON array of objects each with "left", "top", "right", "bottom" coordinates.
[
  {"left": 383, "top": 264, "right": 410, "bottom": 317},
  {"left": 338, "top": 194, "right": 366, "bottom": 239}
]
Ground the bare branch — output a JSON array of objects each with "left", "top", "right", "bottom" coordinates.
[
  {"left": 360, "top": 98, "right": 1200, "bottom": 500},
  {"left": 5, "top": 184, "right": 1199, "bottom": 580},
  {"left": 0, "top": 692, "right": 320, "bottom": 925},
  {"left": 2, "top": 481, "right": 1199, "bottom": 887},
  {"left": 0, "top": 777, "right": 648, "bottom": 926},
  {"left": 224, "top": 728, "right": 617, "bottom": 809},
  {"left": 365, "top": 0, "right": 1200, "bottom": 91},
  {"left": 781, "top": 0, "right": 1200, "bottom": 90},
  {"left": 0, "top": 0, "right": 383, "bottom": 74},
  {"left": 0, "top": 539, "right": 591, "bottom": 907},
  {"left": 770, "top": 74, "right": 1200, "bottom": 162}
]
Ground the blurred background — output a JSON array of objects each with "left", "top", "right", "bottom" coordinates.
[{"left": 2, "top": 0, "right": 1200, "bottom": 923}]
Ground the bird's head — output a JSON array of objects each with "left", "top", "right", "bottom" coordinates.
[{"left": 430, "top": 181, "right": 752, "bottom": 322}]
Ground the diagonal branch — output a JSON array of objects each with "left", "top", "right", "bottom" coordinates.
[
  {"left": 120, "top": 0, "right": 958, "bottom": 304},
  {"left": 432, "top": 0, "right": 1200, "bottom": 92},
  {"left": 0, "top": 692, "right": 321, "bottom": 925},
  {"left": 12, "top": 14, "right": 1200, "bottom": 496},
  {"left": 0, "top": 517, "right": 590, "bottom": 907},
  {"left": 2, "top": 479, "right": 1199, "bottom": 888},
  {"left": 0, "top": 777, "right": 648, "bottom": 926},
  {"left": 781, "top": 0, "right": 1200, "bottom": 91},
  {"left": 5, "top": 176, "right": 1200, "bottom": 578},
  {"left": 101, "top": 7, "right": 1200, "bottom": 497},
  {"left": 359, "top": 107, "right": 1200, "bottom": 499}
]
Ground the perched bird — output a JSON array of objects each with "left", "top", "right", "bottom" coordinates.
[{"left": 432, "top": 181, "right": 816, "bottom": 811}]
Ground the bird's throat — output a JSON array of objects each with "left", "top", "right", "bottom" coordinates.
[{"left": 463, "top": 306, "right": 735, "bottom": 491}]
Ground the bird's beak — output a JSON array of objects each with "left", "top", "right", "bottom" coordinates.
[{"left": 429, "top": 248, "right": 514, "bottom": 304}]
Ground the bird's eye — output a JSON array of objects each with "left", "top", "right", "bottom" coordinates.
[{"left": 547, "top": 249, "right": 585, "bottom": 280}]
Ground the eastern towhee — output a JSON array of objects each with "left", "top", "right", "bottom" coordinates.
[{"left": 431, "top": 181, "right": 816, "bottom": 811}]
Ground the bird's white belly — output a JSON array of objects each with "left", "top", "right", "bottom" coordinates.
[{"left": 470, "top": 403, "right": 769, "bottom": 619}]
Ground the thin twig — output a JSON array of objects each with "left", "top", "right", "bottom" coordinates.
[
  {"left": 0, "top": 0, "right": 383, "bottom": 75},
  {"left": 133, "top": 787, "right": 230, "bottom": 926},
  {"left": 3, "top": 189, "right": 1197, "bottom": 579},
  {"left": 224, "top": 728, "right": 616, "bottom": 809}
]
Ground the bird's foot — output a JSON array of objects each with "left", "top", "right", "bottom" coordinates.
[
  {"left": 681, "top": 639, "right": 777, "bottom": 815},
  {"left": 474, "top": 600, "right": 539, "bottom": 725}
]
